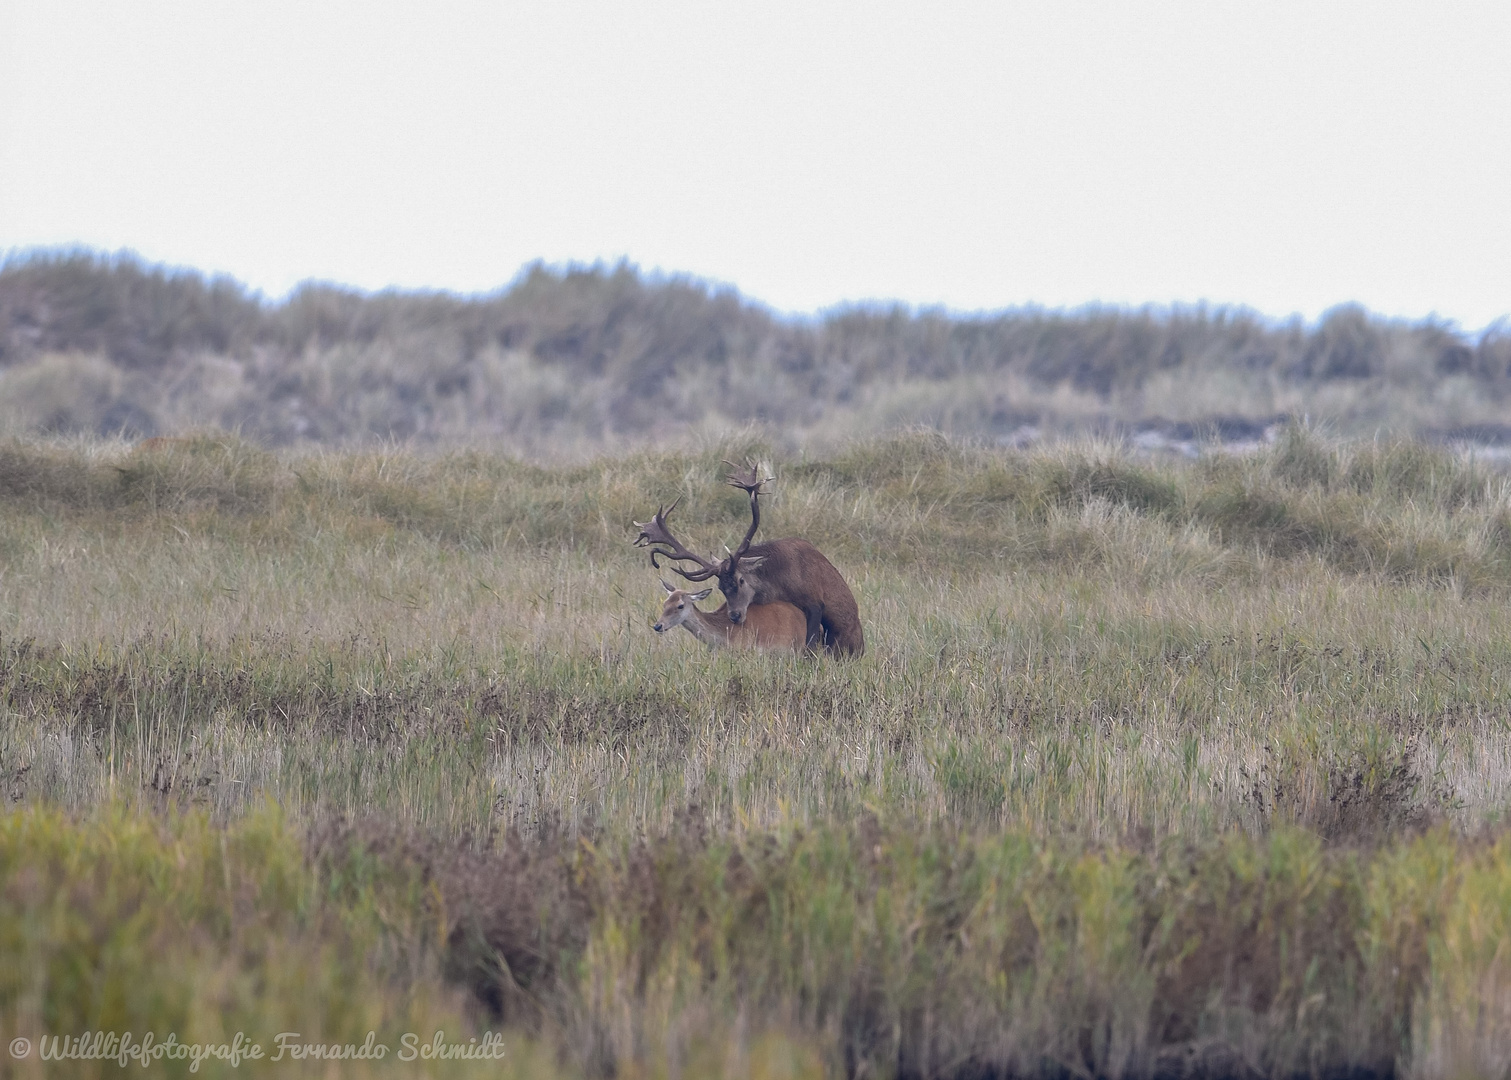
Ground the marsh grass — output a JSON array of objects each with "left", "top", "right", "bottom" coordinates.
[
  {"left": 5, "top": 427, "right": 1511, "bottom": 1075},
  {"left": 0, "top": 804, "right": 588, "bottom": 1080},
  {"left": 6, "top": 804, "right": 1510, "bottom": 1079}
]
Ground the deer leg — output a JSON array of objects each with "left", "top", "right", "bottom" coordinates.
[
  {"left": 803, "top": 608, "right": 824, "bottom": 650},
  {"left": 821, "top": 614, "right": 863, "bottom": 657}
]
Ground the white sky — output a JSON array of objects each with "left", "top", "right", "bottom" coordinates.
[{"left": 1, "top": 2, "right": 1508, "bottom": 330}]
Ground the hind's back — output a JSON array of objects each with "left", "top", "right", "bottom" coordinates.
[{"left": 741, "top": 601, "right": 807, "bottom": 652}]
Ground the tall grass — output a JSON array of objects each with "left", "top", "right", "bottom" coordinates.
[
  {"left": 6, "top": 805, "right": 1511, "bottom": 1077},
  {"left": 0, "top": 804, "right": 584, "bottom": 1079},
  {"left": 5, "top": 428, "right": 1511, "bottom": 1074},
  {"left": 5, "top": 429, "right": 1511, "bottom": 838}
]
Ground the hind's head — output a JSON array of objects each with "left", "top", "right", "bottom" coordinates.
[{"left": 653, "top": 581, "right": 712, "bottom": 633}]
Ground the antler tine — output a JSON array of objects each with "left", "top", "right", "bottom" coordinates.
[
  {"left": 721, "top": 459, "right": 770, "bottom": 564},
  {"left": 632, "top": 496, "right": 681, "bottom": 540},
  {"left": 632, "top": 497, "right": 721, "bottom": 581},
  {"left": 722, "top": 459, "right": 772, "bottom": 496}
]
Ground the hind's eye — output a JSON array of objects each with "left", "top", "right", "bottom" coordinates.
[{"left": 677, "top": 604, "right": 684, "bottom": 609}]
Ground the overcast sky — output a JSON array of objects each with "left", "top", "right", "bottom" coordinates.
[{"left": 1, "top": 2, "right": 1507, "bottom": 329}]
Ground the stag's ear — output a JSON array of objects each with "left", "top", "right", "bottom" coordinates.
[
  {"left": 690, "top": 588, "right": 713, "bottom": 602},
  {"left": 661, "top": 579, "right": 677, "bottom": 595},
  {"left": 740, "top": 556, "right": 767, "bottom": 573}
]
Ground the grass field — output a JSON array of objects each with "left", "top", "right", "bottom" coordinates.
[{"left": 4, "top": 427, "right": 1511, "bottom": 1077}]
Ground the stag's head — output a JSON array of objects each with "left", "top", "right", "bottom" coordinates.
[
  {"left": 634, "top": 462, "right": 771, "bottom": 621},
  {"left": 718, "top": 555, "right": 767, "bottom": 624},
  {"left": 653, "top": 581, "right": 713, "bottom": 633}
]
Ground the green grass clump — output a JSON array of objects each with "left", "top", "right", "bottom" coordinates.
[
  {"left": 550, "top": 820, "right": 1502, "bottom": 1077},
  {"left": 9, "top": 806, "right": 1510, "bottom": 1078},
  {"left": 0, "top": 804, "right": 581, "bottom": 1079}
]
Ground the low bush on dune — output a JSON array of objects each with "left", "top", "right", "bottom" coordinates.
[{"left": 4, "top": 251, "right": 1511, "bottom": 448}]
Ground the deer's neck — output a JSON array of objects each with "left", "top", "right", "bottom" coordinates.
[{"left": 680, "top": 604, "right": 735, "bottom": 647}]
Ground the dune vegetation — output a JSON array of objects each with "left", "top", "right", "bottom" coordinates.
[
  {"left": 2, "top": 427, "right": 1511, "bottom": 1076},
  {"left": 3, "top": 250, "right": 1510, "bottom": 453}
]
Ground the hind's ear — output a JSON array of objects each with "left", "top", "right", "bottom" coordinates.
[
  {"left": 690, "top": 588, "right": 713, "bottom": 602},
  {"left": 661, "top": 580, "right": 677, "bottom": 595}
]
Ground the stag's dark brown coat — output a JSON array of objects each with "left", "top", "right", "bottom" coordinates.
[{"left": 717, "top": 540, "right": 864, "bottom": 657}]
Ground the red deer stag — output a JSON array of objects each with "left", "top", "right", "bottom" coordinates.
[
  {"left": 634, "top": 464, "right": 865, "bottom": 657},
  {"left": 652, "top": 582, "right": 807, "bottom": 652}
]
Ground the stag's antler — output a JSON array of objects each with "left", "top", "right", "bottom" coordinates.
[
  {"left": 634, "top": 463, "right": 773, "bottom": 578},
  {"left": 722, "top": 460, "right": 771, "bottom": 565},
  {"left": 633, "top": 498, "right": 722, "bottom": 581}
]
